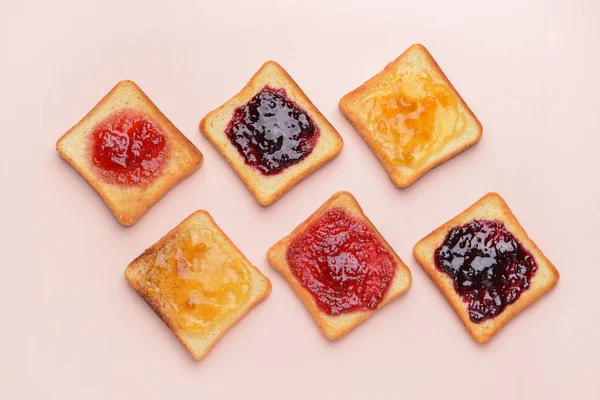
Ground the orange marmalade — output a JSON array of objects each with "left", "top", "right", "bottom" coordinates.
[
  {"left": 144, "top": 229, "right": 251, "bottom": 334},
  {"left": 363, "top": 69, "right": 467, "bottom": 168}
]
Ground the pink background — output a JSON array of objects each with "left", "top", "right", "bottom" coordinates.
[{"left": 2, "top": 0, "right": 599, "bottom": 399}]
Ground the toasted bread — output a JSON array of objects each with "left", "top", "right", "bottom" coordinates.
[
  {"left": 340, "top": 44, "right": 482, "bottom": 188},
  {"left": 125, "top": 210, "right": 271, "bottom": 360},
  {"left": 56, "top": 80, "right": 203, "bottom": 226},
  {"left": 413, "top": 193, "right": 559, "bottom": 343},
  {"left": 200, "top": 61, "right": 343, "bottom": 206},
  {"left": 267, "top": 191, "right": 412, "bottom": 340}
]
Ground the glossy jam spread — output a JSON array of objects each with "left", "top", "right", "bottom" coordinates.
[
  {"left": 286, "top": 207, "right": 396, "bottom": 315},
  {"left": 363, "top": 70, "right": 466, "bottom": 168},
  {"left": 225, "top": 86, "right": 320, "bottom": 175},
  {"left": 90, "top": 110, "right": 168, "bottom": 185},
  {"left": 144, "top": 229, "right": 251, "bottom": 333},
  {"left": 434, "top": 220, "right": 538, "bottom": 323}
]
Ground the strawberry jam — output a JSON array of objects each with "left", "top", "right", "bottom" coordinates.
[
  {"left": 286, "top": 208, "right": 396, "bottom": 315},
  {"left": 90, "top": 110, "right": 168, "bottom": 185},
  {"left": 434, "top": 220, "right": 538, "bottom": 323},
  {"left": 225, "top": 86, "right": 320, "bottom": 175}
]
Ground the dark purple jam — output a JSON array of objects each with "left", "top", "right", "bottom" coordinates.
[
  {"left": 434, "top": 220, "right": 538, "bottom": 323},
  {"left": 225, "top": 86, "right": 320, "bottom": 175}
]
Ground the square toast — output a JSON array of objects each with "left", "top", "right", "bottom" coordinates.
[
  {"left": 56, "top": 80, "right": 203, "bottom": 226},
  {"left": 200, "top": 61, "right": 343, "bottom": 206},
  {"left": 267, "top": 191, "right": 412, "bottom": 340},
  {"left": 413, "top": 193, "right": 559, "bottom": 343},
  {"left": 340, "top": 44, "right": 482, "bottom": 188},
  {"left": 125, "top": 210, "right": 271, "bottom": 360}
]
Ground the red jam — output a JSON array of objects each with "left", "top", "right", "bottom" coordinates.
[
  {"left": 90, "top": 110, "right": 168, "bottom": 185},
  {"left": 225, "top": 86, "right": 320, "bottom": 175},
  {"left": 286, "top": 208, "right": 397, "bottom": 315},
  {"left": 434, "top": 220, "right": 538, "bottom": 323}
]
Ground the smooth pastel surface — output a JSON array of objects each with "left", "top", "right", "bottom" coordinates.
[{"left": 1, "top": 0, "right": 598, "bottom": 399}]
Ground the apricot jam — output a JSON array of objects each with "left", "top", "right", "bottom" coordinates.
[
  {"left": 286, "top": 208, "right": 396, "bottom": 315},
  {"left": 90, "top": 110, "right": 168, "bottom": 185},
  {"left": 434, "top": 220, "right": 538, "bottom": 323},
  {"left": 144, "top": 230, "right": 251, "bottom": 333},
  {"left": 225, "top": 86, "right": 320, "bottom": 175},
  {"left": 363, "top": 71, "right": 466, "bottom": 168}
]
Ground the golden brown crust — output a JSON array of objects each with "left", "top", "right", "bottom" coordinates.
[
  {"left": 200, "top": 61, "right": 343, "bottom": 206},
  {"left": 339, "top": 44, "right": 482, "bottom": 188},
  {"left": 413, "top": 192, "right": 560, "bottom": 343},
  {"left": 56, "top": 80, "right": 203, "bottom": 226},
  {"left": 267, "top": 191, "right": 412, "bottom": 340},
  {"left": 125, "top": 210, "right": 271, "bottom": 360}
]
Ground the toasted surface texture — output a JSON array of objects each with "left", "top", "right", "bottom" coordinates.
[
  {"left": 339, "top": 44, "right": 482, "bottom": 188},
  {"left": 267, "top": 191, "right": 412, "bottom": 340},
  {"left": 56, "top": 80, "right": 203, "bottom": 226},
  {"left": 125, "top": 210, "right": 271, "bottom": 360},
  {"left": 200, "top": 61, "right": 343, "bottom": 206},
  {"left": 413, "top": 193, "right": 559, "bottom": 343}
]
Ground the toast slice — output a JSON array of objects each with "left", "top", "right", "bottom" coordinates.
[
  {"left": 125, "top": 210, "right": 271, "bottom": 360},
  {"left": 200, "top": 61, "right": 343, "bottom": 206},
  {"left": 56, "top": 80, "right": 203, "bottom": 226},
  {"left": 267, "top": 191, "right": 412, "bottom": 340},
  {"left": 413, "top": 193, "right": 559, "bottom": 343},
  {"left": 340, "top": 44, "right": 482, "bottom": 188}
]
